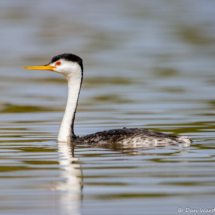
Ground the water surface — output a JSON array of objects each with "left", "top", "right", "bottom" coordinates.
[{"left": 0, "top": 0, "right": 215, "bottom": 214}]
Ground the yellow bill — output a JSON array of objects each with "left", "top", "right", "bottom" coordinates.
[{"left": 22, "top": 65, "right": 56, "bottom": 71}]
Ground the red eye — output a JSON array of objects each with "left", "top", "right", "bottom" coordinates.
[{"left": 56, "top": 61, "right": 61, "bottom": 66}]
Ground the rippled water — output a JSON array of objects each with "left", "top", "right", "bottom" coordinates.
[{"left": 0, "top": 0, "right": 215, "bottom": 214}]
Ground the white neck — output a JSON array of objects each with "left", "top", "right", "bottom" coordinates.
[{"left": 57, "top": 72, "right": 82, "bottom": 142}]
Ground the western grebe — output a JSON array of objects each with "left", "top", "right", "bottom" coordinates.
[{"left": 23, "top": 53, "right": 192, "bottom": 147}]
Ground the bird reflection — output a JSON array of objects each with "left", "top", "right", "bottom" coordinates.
[
  {"left": 74, "top": 140, "right": 191, "bottom": 155},
  {"left": 55, "top": 138, "right": 190, "bottom": 215},
  {"left": 56, "top": 142, "right": 82, "bottom": 215}
]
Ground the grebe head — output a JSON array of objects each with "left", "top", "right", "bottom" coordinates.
[
  {"left": 49, "top": 53, "right": 83, "bottom": 78},
  {"left": 23, "top": 53, "right": 83, "bottom": 79}
]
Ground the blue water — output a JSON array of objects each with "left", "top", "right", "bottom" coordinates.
[{"left": 0, "top": 0, "right": 215, "bottom": 214}]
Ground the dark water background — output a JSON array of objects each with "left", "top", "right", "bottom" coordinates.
[{"left": 0, "top": 0, "right": 215, "bottom": 214}]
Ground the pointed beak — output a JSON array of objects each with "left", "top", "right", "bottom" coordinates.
[{"left": 22, "top": 65, "right": 56, "bottom": 71}]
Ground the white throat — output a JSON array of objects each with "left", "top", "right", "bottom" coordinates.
[{"left": 57, "top": 67, "right": 82, "bottom": 143}]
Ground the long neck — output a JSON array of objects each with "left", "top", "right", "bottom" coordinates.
[{"left": 57, "top": 73, "right": 82, "bottom": 142}]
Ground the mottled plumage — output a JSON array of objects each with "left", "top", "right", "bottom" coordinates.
[{"left": 73, "top": 127, "right": 192, "bottom": 147}]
